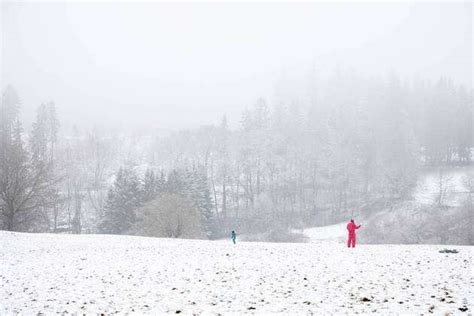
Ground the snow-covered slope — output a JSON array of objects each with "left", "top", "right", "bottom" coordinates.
[
  {"left": 296, "top": 222, "right": 347, "bottom": 243},
  {"left": 415, "top": 167, "right": 472, "bottom": 206},
  {"left": 1, "top": 231, "right": 472, "bottom": 314}
]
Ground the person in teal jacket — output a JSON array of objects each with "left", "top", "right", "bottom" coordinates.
[{"left": 231, "top": 230, "right": 237, "bottom": 244}]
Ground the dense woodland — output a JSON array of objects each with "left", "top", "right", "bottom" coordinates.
[{"left": 1, "top": 72, "right": 472, "bottom": 243}]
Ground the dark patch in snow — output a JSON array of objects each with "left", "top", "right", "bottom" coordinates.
[{"left": 439, "top": 249, "right": 459, "bottom": 254}]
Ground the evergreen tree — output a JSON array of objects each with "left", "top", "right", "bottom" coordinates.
[
  {"left": 99, "top": 167, "right": 142, "bottom": 234},
  {"left": 156, "top": 170, "right": 166, "bottom": 193},
  {"left": 142, "top": 168, "right": 157, "bottom": 202},
  {"left": 187, "top": 166, "right": 215, "bottom": 238},
  {"left": 30, "top": 102, "right": 61, "bottom": 231},
  {"left": 166, "top": 169, "right": 187, "bottom": 193},
  {"left": 30, "top": 102, "right": 59, "bottom": 164}
]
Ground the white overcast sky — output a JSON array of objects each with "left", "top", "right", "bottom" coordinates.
[{"left": 1, "top": 1, "right": 472, "bottom": 130}]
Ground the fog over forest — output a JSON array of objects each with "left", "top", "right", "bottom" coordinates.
[
  {"left": 1, "top": 1, "right": 472, "bottom": 244},
  {"left": 2, "top": 2, "right": 472, "bottom": 129}
]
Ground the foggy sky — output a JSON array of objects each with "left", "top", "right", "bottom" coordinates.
[{"left": 1, "top": 1, "right": 472, "bottom": 131}]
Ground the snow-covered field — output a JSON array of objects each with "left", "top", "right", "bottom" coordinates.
[{"left": 1, "top": 231, "right": 472, "bottom": 315}]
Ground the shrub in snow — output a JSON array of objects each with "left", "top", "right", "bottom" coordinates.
[{"left": 134, "top": 193, "right": 205, "bottom": 239}]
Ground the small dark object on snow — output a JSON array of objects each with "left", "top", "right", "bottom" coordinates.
[
  {"left": 439, "top": 249, "right": 459, "bottom": 254},
  {"left": 231, "top": 231, "right": 237, "bottom": 244},
  {"left": 247, "top": 307, "right": 256, "bottom": 310},
  {"left": 459, "top": 307, "right": 468, "bottom": 312},
  {"left": 175, "top": 310, "right": 182, "bottom": 314},
  {"left": 360, "top": 297, "right": 372, "bottom": 302}
]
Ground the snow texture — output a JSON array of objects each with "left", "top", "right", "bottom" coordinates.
[
  {"left": 1, "top": 231, "right": 472, "bottom": 314},
  {"left": 296, "top": 223, "right": 347, "bottom": 244}
]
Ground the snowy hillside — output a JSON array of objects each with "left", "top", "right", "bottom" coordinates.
[
  {"left": 1, "top": 232, "right": 472, "bottom": 314},
  {"left": 415, "top": 167, "right": 472, "bottom": 206}
]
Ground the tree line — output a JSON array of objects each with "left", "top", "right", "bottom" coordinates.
[
  {"left": 151, "top": 74, "right": 472, "bottom": 236},
  {"left": 0, "top": 89, "right": 215, "bottom": 237},
  {"left": 1, "top": 72, "right": 472, "bottom": 241},
  {"left": 99, "top": 167, "right": 215, "bottom": 238}
]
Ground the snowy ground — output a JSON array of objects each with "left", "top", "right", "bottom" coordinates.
[{"left": 1, "top": 231, "right": 472, "bottom": 315}]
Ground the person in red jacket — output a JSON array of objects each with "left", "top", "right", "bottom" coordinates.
[{"left": 347, "top": 219, "right": 361, "bottom": 248}]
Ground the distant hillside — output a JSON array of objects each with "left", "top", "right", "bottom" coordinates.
[
  {"left": 361, "top": 166, "right": 473, "bottom": 245},
  {"left": 296, "top": 166, "right": 473, "bottom": 245}
]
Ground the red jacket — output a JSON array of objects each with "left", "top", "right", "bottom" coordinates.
[{"left": 347, "top": 222, "right": 361, "bottom": 235}]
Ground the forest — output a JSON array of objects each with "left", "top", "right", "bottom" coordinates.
[{"left": 1, "top": 72, "right": 472, "bottom": 243}]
